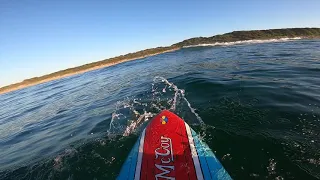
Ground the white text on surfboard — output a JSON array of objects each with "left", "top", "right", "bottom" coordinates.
[{"left": 154, "top": 136, "right": 175, "bottom": 180}]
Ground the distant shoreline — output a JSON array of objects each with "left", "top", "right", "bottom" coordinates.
[
  {"left": 1, "top": 27, "right": 320, "bottom": 95},
  {"left": 0, "top": 48, "right": 180, "bottom": 95}
]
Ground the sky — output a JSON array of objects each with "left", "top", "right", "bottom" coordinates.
[{"left": 0, "top": 0, "right": 319, "bottom": 87}]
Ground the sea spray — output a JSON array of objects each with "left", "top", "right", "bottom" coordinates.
[
  {"left": 107, "top": 76, "right": 205, "bottom": 137},
  {"left": 153, "top": 76, "right": 204, "bottom": 125}
]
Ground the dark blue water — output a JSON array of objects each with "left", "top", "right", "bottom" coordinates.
[{"left": 1, "top": 39, "right": 320, "bottom": 179}]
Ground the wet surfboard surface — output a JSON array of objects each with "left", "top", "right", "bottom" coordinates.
[{"left": 117, "top": 110, "right": 232, "bottom": 180}]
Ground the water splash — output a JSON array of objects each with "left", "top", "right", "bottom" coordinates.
[
  {"left": 107, "top": 76, "right": 205, "bottom": 137},
  {"left": 123, "top": 111, "right": 153, "bottom": 137},
  {"left": 153, "top": 76, "right": 204, "bottom": 125},
  {"left": 107, "top": 99, "right": 155, "bottom": 137}
]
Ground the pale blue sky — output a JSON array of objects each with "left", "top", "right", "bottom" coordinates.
[{"left": 0, "top": 0, "right": 319, "bottom": 87}]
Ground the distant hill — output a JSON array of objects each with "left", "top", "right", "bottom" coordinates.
[
  {"left": 172, "top": 28, "right": 320, "bottom": 47},
  {"left": 1, "top": 27, "right": 320, "bottom": 95}
]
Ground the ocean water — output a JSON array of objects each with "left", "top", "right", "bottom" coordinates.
[{"left": 1, "top": 39, "right": 320, "bottom": 180}]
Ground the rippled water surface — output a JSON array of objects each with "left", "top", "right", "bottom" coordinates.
[{"left": 1, "top": 39, "right": 320, "bottom": 179}]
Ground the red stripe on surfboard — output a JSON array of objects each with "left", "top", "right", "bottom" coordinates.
[{"left": 140, "top": 110, "right": 198, "bottom": 180}]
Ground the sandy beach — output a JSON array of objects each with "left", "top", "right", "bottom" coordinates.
[{"left": 0, "top": 47, "right": 180, "bottom": 95}]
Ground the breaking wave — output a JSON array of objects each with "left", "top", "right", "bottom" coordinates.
[{"left": 183, "top": 37, "right": 302, "bottom": 48}]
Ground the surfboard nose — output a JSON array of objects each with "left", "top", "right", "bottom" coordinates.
[{"left": 118, "top": 110, "right": 232, "bottom": 180}]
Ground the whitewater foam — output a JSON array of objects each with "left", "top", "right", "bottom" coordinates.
[{"left": 183, "top": 37, "right": 302, "bottom": 48}]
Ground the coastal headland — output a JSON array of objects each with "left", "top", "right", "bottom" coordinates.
[{"left": 1, "top": 28, "right": 320, "bottom": 95}]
